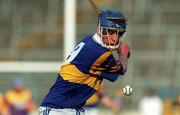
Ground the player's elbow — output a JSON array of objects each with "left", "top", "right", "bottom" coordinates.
[
  {"left": 108, "top": 75, "right": 119, "bottom": 82},
  {"left": 105, "top": 77, "right": 117, "bottom": 82},
  {"left": 101, "top": 72, "right": 119, "bottom": 82},
  {"left": 109, "top": 77, "right": 118, "bottom": 82}
]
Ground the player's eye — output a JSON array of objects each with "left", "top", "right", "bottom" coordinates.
[
  {"left": 102, "top": 28, "right": 108, "bottom": 35},
  {"left": 118, "top": 30, "right": 126, "bottom": 37},
  {"left": 102, "top": 28, "right": 125, "bottom": 36},
  {"left": 118, "top": 32, "right": 124, "bottom": 36},
  {"left": 108, "top": 29, "right": 117, "bottom": 35}
]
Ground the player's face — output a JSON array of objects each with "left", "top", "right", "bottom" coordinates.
[
  {"left": 14, "top": 85, "right": 23, "bottom": 92},
  {"left": 101, "top": 28, "right": 123, "bottom": 46}
]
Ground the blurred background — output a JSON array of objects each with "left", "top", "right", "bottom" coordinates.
[{"left": 0, "top": 0, "right": 179, "bottom": 115}]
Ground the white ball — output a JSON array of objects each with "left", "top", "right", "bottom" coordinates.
[{"left": 123, "top": 85, "right": 133, "bottom": 96}]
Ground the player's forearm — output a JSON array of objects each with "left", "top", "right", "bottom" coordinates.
[
  {"left": 116, "top": 42, "right": 130, "bottom": 75},
  {"left": 118, "top": 55, "right": 128, "bottom": 74}
]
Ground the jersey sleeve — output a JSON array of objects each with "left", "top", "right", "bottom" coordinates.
[
  {"left": 99, "top": 54, "right": 123, "bottom": 73},
  {"left": 89, "top": 53, "right": 124, "bottom": 82}
]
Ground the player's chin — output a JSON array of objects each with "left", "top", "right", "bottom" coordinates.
[
  {"left": 108, "top": 42, "right": 119, "bottom": 46},
  {"left": 105, "top": 44, "right": 116, "bottom": 46}
]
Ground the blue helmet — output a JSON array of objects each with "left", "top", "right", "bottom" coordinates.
[
  {"left": 94, "top": 9, "right": 127, "bottom": 50},
  {"left": 98, "top": 9, "right": 126, "bottom": 31}
]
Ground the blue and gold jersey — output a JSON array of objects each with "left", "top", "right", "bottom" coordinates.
[{"left": 41, "top": 34, "right": 123, "bottom": 108}]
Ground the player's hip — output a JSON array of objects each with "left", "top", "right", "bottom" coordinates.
[{"left": 39, "top": 106, "right": 85, "bottom": 115}]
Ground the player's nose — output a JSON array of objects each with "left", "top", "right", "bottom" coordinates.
[{"left": 111, "top": 35, "right": 118, "bottom": 41}]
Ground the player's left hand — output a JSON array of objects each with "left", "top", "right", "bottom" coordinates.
[{"left": 117, "top": 42, "right": 130, "bottom": 59}]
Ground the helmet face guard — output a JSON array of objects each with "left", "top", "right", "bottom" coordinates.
[{"left": 97, "top": 10, "right": 127, "bottom": 50}]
